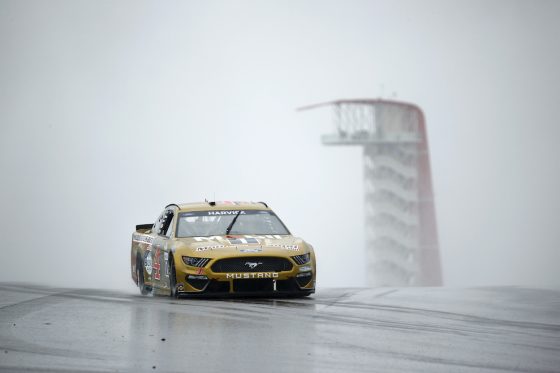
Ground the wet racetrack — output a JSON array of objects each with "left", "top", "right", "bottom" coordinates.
[{"left": 1, "top": 283, "right": 559, "bottom": 372}]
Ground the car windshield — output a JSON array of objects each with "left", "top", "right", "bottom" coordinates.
[{"left": 176, "top": 210, "right": 290, "bottom": 237}]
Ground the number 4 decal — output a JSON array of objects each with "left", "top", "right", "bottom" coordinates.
[{"left": 153, "top": 248, "right": 161, "bottom": 280}]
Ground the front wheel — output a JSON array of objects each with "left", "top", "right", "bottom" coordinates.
[{"left": 168, "top": 255, "right": 178, "bottom": 298}]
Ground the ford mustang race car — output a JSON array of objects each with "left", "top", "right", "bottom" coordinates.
[{"left": 130, "top": 201, "right": 316, "bottom": 297}]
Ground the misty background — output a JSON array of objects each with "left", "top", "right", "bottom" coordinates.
[{"left": 1, "top": 0, "right": 559, "bottom": 290}]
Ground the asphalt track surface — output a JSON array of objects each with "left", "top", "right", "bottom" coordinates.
[{"left": 0, "top": 284, "right": 559, "bottom": 373}]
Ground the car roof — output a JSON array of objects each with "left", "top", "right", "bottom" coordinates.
[{"left": 175, "top": 201, "right": 271, "bottom": 213}]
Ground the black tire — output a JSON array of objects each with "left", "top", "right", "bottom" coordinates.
[
  {"left": 168, "top": 254, "right": 178, "bottom": 298},
  {"left": 137, "top": 256, "right": 152, "bottom": 296}
]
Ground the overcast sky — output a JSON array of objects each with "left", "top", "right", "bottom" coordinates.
[{"left": 1, "top": 0, "right": 559, "bottom": 290}]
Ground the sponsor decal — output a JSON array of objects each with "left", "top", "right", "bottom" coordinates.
[
  {"left": 193, "top": 236, "right": 226, "bottom": 242},
  {"left": 239, "top": 247, "right": 262, "bottom": 253},
  {"left": 144, "top": 251, "right": 153, "bottom": 275},
  {"left": 268, "top": 244, "right": 300, "bottom": 251},
  {"left": 245, "top": 261, "right": 263, "bottom": 269},
  {"left": 227, "top": 237, "right": 259, "bottom": 245},
  {"left": 207, "top": 210, "right": 247, "bottom": 216},
  {"left": 196, "top": 267, "right": 204, "bottom": 275},
  {"left": 252, "top": 234, "right": 283, "bottom": 240},
  {"left": 164, "top": 252, "right": 169, "bottom": 277},
  {"left": 176, "top": 283, "right": 184, "bottom": 290},
  {"left": 153, "top": 248, "right": 162, "bottom": 280},
  {"left": 226, "top": 273, "right": 279, "bottom": 279},
  {"left": 195, "top": 245, "right": 225, "bottom": 252},
  {"left": 133, "top": 234, "right": 154, "bottom": 245}
]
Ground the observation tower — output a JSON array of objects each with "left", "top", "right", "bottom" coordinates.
[{"left": 300, "top": 99, "right": 442, "bottom": 286}]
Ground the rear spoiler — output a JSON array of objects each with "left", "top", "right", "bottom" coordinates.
[{"left": 136, "top": 223, "right": 153, "bottom": 231}]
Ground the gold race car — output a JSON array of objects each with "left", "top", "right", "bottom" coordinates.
[{"left": 130, "top": 201, "right": 316, "bottom": 297}]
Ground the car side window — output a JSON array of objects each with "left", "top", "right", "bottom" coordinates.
[
  {"left": 153, "top": 212, "right": 165, "bottom": 235},
  {"left": 162, "top": 211, "right": 174, "bottom": 237},
  {"left": 155, "top": 210, "right": 174, "bottom": 237}
]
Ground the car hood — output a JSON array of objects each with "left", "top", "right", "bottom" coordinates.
[{"left": 174, "top": 234, "right": 307, "bottom": 256}]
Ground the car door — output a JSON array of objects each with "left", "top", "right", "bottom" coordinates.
[{"left": 151, "top": 207, "right": 176, "bottom": 290}]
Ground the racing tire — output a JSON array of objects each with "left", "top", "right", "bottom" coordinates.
[
  {"left": 168, "top": 255, "right": 178, "bottom": 298},
  {"left": 137, "top": 256, "right": 152, "bottom": 296}
]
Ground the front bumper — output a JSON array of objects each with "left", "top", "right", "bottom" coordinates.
[
  {"left": 175, "top": 256, "right": 315, "bottom": 297},
  {"left": 177, "top": 278, "right": 314, "bottom": 298}
]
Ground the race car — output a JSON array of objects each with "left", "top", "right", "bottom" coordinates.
[{"left": 130, "top": 201, "right": 316, "bottom": 297}]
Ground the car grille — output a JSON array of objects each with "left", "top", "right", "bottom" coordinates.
[
  {"left": 233, "top": 279, "right": 274, "bottom": 292},
  {"left": 206, "top": 280, "right": 230, "bottom": 293},
  {"left": 211, "top": 257, "right": 293, "bottom": 273}
]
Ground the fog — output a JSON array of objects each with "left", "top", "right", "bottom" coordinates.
[{"left": 1, "top": 0, "right": 559, "bottom": 290}]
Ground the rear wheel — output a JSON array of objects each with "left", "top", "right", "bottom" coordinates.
[{"left": 137, "top": 256, "right": 152, "bottom": 296}]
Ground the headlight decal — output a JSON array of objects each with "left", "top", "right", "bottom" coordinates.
[
  {"left": 182, "top": 256, "right": 211, "bottom": 267},
  {"left": 291, "top": 253, "right": 311, "bottom": 265}
]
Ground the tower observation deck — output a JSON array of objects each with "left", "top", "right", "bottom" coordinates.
[{"left": 300, "top": 99, "right": 443, "bottom": 286}]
